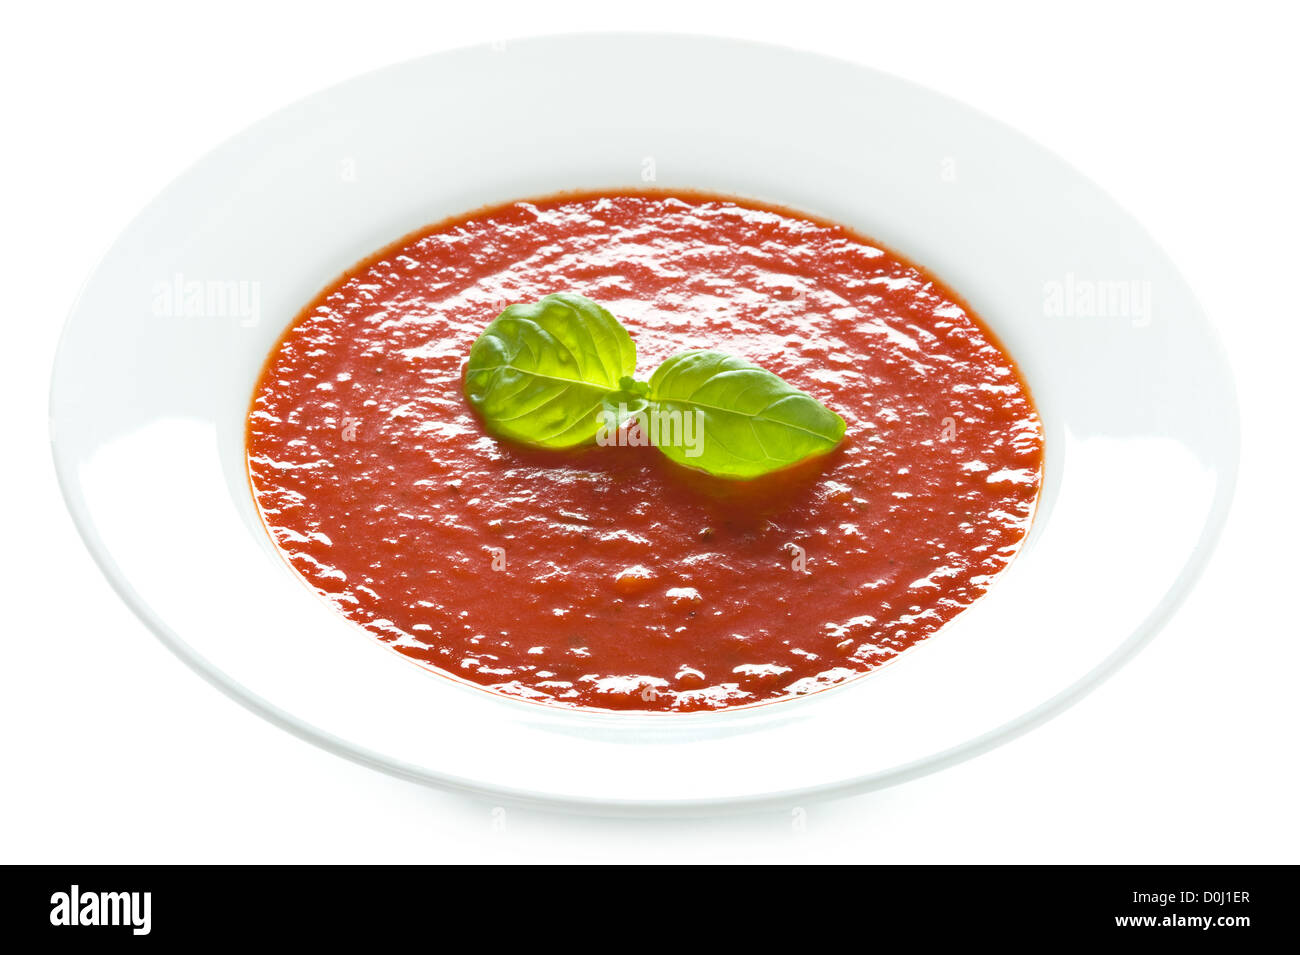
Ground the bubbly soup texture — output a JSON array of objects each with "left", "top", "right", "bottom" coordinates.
[{"left": 248, "top": 192, "right": 1044, "bottom": 711}]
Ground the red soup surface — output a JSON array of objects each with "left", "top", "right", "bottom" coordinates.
[{"left": 248, "top": 191, "right": 1044, "bottom": 712}]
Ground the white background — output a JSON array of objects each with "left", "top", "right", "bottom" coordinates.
[{"left": 2, "top": 0, "right": 1296, "bottom": 863}]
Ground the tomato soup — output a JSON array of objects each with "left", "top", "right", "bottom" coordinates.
[{"left": 247, "top": 191, "right": 1043, "bottom": 712}]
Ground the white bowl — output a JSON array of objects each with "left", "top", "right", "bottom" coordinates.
[{"left": 50, "top": 34, "right": 1238, "bottom": 811}]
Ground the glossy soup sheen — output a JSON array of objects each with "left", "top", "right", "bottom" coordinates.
[{"left": 248, "top": 191, "right": 1044, "bottom": 712}]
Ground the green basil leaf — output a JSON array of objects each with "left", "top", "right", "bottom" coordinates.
[
  {"left": 646, "top": 350, "right": 846, "bottom": 478},
  {"left": 463, "top": 293, "right": 637, "bottom": 448}
]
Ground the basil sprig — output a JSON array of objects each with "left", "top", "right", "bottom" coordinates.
[{"left": 463, "top": 293, "right": 846, "bottom": 479}]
